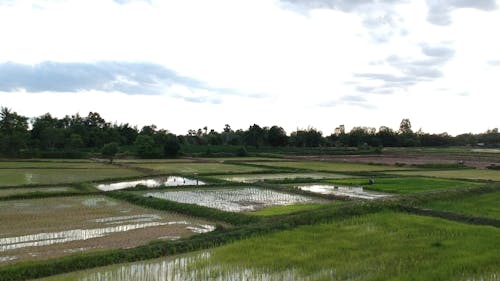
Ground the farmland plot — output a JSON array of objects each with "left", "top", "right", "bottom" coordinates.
[
  {"left": 39, "top": 212, "right": 500, "bottom": 281},
  {"left": 211, "top": 172, "right": 352, "bottom": 183},
  {"left": 0, "top": 186, "right": 78, "bottom": 197},
  {"left": 144, "top": 187, "right": 325, "bottom": 212},
  {"left": 0, "top": 196, "right": 215, "bottom": 264},
  {"left": 0, "top": 169, "right": 144, "bottom": 187},
  {"left": 247, "top": 161, "right": 412, "bottom": 172},
  {"left": 388, "top": 169, "right": 500, "bottom": 182},
  {"left": 323, "top": 177, "right": 482, "bottom": 194},
  {"left": 96, "top": 176, "right": 206, "bottom": 191},
  {"left": 127, "top": 162, "right": 268, "bottom": 174}
]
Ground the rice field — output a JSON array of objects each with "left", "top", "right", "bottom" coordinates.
[
  {"left": 0, "top": 186, "right": 78, "bottom": 197},
  {"left": 247, "top": 161, "right": 414, "bottom": 172},
  {"left": 422, "top": 191, "right": 500, "bottom": 219},
  {"left": 210, "top": 172, "right": 353, "bottom": 183},
  {"left": 144, "top": 187, "right": 325, "bottom": 212},
  {"left": 387, "top": 169, "right": 500, "bottom": 181},
  {"left": 38, "top": 212, "right": 500, "bottom": 281},
  {"left": 323, "top": 177, "right": 482, "bottom": 194},
  {"left": 0, "top": 168, "right": 144, "bottom": 187},
  {"left": 127, "top": 162, "right": 269, "bottom": 174},
  {"left": 96, "top": 176, "right": 206, "bottom": 191},
  {"left": 0, "top": 196, "right": 215, "bottom": 264},
  {"left": 0, "top": 161, "right": 117, "bottom": 169}
]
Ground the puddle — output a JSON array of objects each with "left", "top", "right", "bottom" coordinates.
[
  {"left": 96, "top": 176, "right": 206, "bottom": 191},
  {"left": 92, "top": 214, "right": 162, "bottom": 224},
  {"left": 81, "top": 198, "right": 118, "bottom": 207},
  {"left": 297, "top": 185, "right": 390, "bottom": 200},
  {"left": 187, "top": 225, "right": 216, "bottom": 233},
  {"left": 145, "top": 188, "right": 319, "bottom": 212},
  {"left": 0, "top": 255, "right": 17, "bottom": 263}
]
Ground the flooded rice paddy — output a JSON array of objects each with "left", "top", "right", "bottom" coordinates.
[
  {"left": 212, "top": 172, "right": 353, "bottom": 183},
  {"left": 96, "top": 176, "right": 206, "bottom": 191},
  {"left": 144, "top": 187, "right": 323, "bottom": 212},
  {"left": 0, "top": 196, "right": 215, "bottom": 264},
  {"left": 296, "top": 184, "right": 391, "bottom": 200}
]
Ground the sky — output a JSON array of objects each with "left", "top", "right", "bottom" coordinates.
[{"left": 0, "top": 0, "right": 499, "bottom": 136}]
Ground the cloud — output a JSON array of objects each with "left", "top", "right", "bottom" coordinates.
[
  {"left": 0, "top": 61, "right": 204, "bottom": 95},
  {"left": 280, "top": 0, "right": 409, "bottom": 43},
  {"left": 0, "top": 61, "right": 255, "bottom": 103},
  {"left": 426, "top": 0, "right": 497, "bottom": 25},
  {"left": 488, "top": 60, "right": 500, "bottom": 66},
  {"left": 319, "top": 94, "right": 375, "bottom": 109},
  {"left": 353, "top": 43, "right": 454, "bottom": 94}
]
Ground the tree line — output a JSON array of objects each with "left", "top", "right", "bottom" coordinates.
[{"left": 0, "top": 107, "right": 498, "bottom": 158}]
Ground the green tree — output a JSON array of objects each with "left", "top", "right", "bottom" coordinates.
[
  {"left": 0, "top": 107, "right": 29, "bottom": 156},
  {"left": 163, "top": 134, "right": 181, "bottom": 157},
  {"left": 134, "top": 135, "right": 155, "bottom": 158},
  {"left": 267, "top": 126, "right": 287, "bottom": 147},
  {"left": 101, "top": 142, "right": 119, "bottom": 163}
]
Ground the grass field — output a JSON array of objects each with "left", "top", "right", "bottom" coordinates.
[
  {"left": 322, "top": 177, "right": 482, "bottom": 194},
  {"left": 422, "top": 191, "right": 500, "bottom": 219},
  {"left": 388, "top": 169, "right": 500, "bottom": 181},
  {"left": 248, "top": 161, "right": 413, "bottom": 172},
  {"left": 0, "top": 196, "right": 214, "bottom": 264},
  {"left": 0, "top": 168, "right": 144, "bottom": 187},
  {"left": 39, "top": 212, "right": 500, "bottom": 281},
  {"left": 0, "top": 187, "right": 78, "bottom": 197},
  {"left": 127, "top": 162, "right": 269, "bottom": 174}
]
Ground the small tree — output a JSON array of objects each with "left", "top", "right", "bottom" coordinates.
[{"left": 101, "top": 142, "right": 119, "bottom": 163}]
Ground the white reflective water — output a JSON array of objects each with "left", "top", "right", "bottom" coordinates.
[
  {"left": 0, "top": 220, "right": 215, "bottom": 253},
  {"left": 96, "top": 177, "right": 205, "bottom": 191},
  {"left": 145, "top": 188, "right": 318, "bottom": 212},
  {"left": 297, "top": 185, "right": 390, "bottom": 200}
]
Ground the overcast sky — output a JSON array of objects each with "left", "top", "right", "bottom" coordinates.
[{"left": 1, "top": 0, "right": 499, "bottom": 136}]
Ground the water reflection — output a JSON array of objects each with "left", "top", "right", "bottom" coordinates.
[
  {"left": 145, "top": 188, "right": 318, "bottom": 212},
  {"left": 97, "top": 177, "right": 205, "bottom": 191}
]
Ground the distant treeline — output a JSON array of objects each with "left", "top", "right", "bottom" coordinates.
[{"left": 0, "top": 107, "right": 498, "bottom": 158}]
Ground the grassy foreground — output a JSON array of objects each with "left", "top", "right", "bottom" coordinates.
[
  {"left": 388, "top": 169, "right": 500, "bottom": 181},
  {"left": 38, "top": 211, "right": 500, "bottom": 281}
]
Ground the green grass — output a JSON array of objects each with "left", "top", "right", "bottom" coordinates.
[
  {"left": 248, "top": 161, "right": 413, "bottom": 172},
  {"left": 128, "top": 162, "right": 269, "bottom": 174},
  {"left": 38, "top": 212, "right": 500, "bottom": 281},
  {"left": 0, "top": 161, "right": 117, "bottom": 169},
  {"left": 388, "top": 169, "right": 500, "bottom": 181},
  {"left": 422, "top": 191, "right": 500, "bottom": 219},
  {"left": 0, "top": 168, "right": 144, "bottom": 187},
  {"left": 248, "top": 203, "right": 331, "bottom": 216},
  {"left": 322, "top": 177, "right": 482, "bottom": 194}
]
